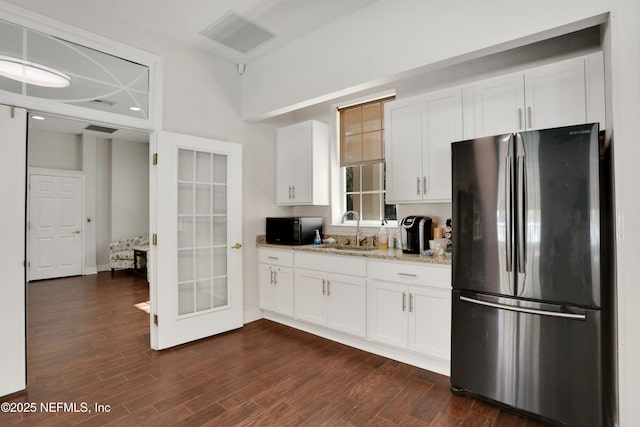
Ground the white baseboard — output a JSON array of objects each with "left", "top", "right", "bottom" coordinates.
[
  {"left": 84, "top": 267, "right": 98, "bottom": 275},
  {"left": 97, "top": 264, "right": 110, "bottom": 272},
  {"left": 243, "top": 308, "right": 263, "bottom": 324},
  {"left": 263, "top": 311, "right": 450, "bottom": 377}
]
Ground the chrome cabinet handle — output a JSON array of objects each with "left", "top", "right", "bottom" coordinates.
[
  {"left": 270, "top": 269, "right": 274, "bottom": 285},
  {"left": 423, "top": 177, "right": 427, "bottom": 195},
  {"left": 292, "top": 185, "right": 296, "bottom": 199},
  {"left": 274, "top": 269, "right": 278, "bottom": 285},
  {"left": 327, "top": 280, "right": 331, "bottom": 296},
  {"left": 402, "top": 292, "right": 407, "bottom": 312},
  {"left": 518, "top": 108, "right": 523, "bottom": 129},
  {"left": 416, "top": 177, "right": 420, "bottom": 195},
  {"left": 527, "top": 106, "right": 532, "bottom": 128},
  {"left": 397, "top": 272, "right": 417, "bottom": 278},
  {"left": 409, "top": 293, "right": 413, "bottom": 312},
  {"left": 288, "top": 186, "right": 292, "bottom": 199},
  {"left": 322, "top": 279, "right": 326, "bottom": 295}
]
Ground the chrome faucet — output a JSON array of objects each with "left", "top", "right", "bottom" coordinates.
[{"left": 341, "top": 210, "right": 362, "bottom": 247}]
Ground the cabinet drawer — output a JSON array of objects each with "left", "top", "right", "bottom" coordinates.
[
  {"left": 258, "top": 248, "right": 293, "bottom": 267},
  {"left": 295, "top": 252, "right": 366, "bottom": 277},
  {"left": 369, "top": 260, "right": 451, "bottom": 289}
]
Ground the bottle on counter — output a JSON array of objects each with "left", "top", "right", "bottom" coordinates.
[
  {"left": 314, "top": 229, "right": 322, "bottom": 246},
  {"left": 378, "top": 220, "right": 388, "bottom": 249},
  {"left": 388, "top": 228, "right": 395, "bottom": 249}
]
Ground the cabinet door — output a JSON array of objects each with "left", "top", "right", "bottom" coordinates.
[
  {"left": 294, "top": 268, "right": 327, "bottom": 326},
  {"left": 258, "top": 264, "right": 276, "bottom": 312},
  {"left": 472, "top": 73, "right": 525, "bottom": 138},
  {"left": 290, "top": 123, "right": 313, "bottom": 204},
  {"left": 274, "top": 266, "right": 294, "bottom": 317},
  {"left": 327, "top": 274, "right": 366, "bottom": 337},
  {"left": 384, "top": 97, "right": 424, "bottom": 203},
  {"left": 422, "top": 88, "right": 463, "bottom": 202},
  {"left": 524, "top": 57, "right": 587, "bottom": 130},
  {"left": 276, "top": 127, "right": 295, "bottom": 204},
  {"left": 408, "top": 286, "right": 451, "bottom": 360},
  {"left": 367, "top": 280, "right": 408, "bottom": 348}
]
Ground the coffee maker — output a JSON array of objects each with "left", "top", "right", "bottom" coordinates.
[{"left": 400, "top": 216, "right": 433, "bottom": 254}]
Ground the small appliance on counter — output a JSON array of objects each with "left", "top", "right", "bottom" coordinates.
[
  {"left": 266, "top": 217, "right": 323, "bottom": 245},
  {"left": 400, "top": 216, "right": 432, "bottom": 254}
]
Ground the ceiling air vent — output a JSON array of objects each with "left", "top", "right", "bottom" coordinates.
[
  {"left": 85, "top": 124, "right": 117, "bottom": 134},
  {"left": 200, "top": 11, "right": 275, "bottom": 53}
]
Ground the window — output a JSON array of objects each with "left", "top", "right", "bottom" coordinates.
[{"left": 339, "top": 96, "right": 396, "bottom": 223}]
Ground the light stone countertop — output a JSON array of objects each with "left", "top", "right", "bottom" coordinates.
[{"left": 256, "top": 235, "right": 451, "bottom": 266}]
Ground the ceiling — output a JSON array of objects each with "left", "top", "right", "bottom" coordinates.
[
  {"left": 29, "top": 113, "right": 150, "bottom": 143},
  {"left": 5, "top": 0, "right": 381, "bottom": 64},
  {"left": 3, "top": 0, "right": 381, "bottom": 138}
]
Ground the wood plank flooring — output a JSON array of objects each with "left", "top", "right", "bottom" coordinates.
[{"left": 0, "top": 272, "right": 550, "bottom": 426}]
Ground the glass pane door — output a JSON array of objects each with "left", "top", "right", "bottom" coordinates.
[{"left": 177, "top": 149, "right": 228, "bottom": 316}]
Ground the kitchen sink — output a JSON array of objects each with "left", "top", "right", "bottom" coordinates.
[{"left": 325, "top": 245, "right": 378, "bottom": 252}]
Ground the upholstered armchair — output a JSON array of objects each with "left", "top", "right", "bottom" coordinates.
[{"left": 109, "top": 236, "right": 148, "bottom": 272}]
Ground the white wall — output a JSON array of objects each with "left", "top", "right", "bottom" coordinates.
[
  {"left": 241, "top": 0, "right": 611, "bottom": 121},
  {"left": 28, "top": 128, "right": 81, "bottom": 170},
  {"left": 95, "top": 138, "right": 111, "bottom": 268},
  {"left": 110, "top": 139, "right": 149, "bottom": 240}
]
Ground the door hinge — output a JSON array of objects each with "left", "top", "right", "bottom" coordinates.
[
  {"left": 152, "top": 233, "right": 157, "bottom": 245},
  {"left": 152, "top": 153, "right": 158, "bottom": 165},
  {"left": 153, "top": 314, "right": 158, "bottom": 326}
]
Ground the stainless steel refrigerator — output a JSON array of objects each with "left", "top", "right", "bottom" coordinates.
[{"left": 450, "top": 123, "right": 612, "bottom": 426}]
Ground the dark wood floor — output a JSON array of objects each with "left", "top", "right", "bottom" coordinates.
[{"left": 0, "top": 272, "right": 550, "bottom": 426}]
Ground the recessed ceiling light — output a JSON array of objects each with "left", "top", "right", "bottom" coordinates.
[
  {"left": 31, "top": 115, "right": 45, "bottom": 120},
  {"left": 0, "top": 55, "right": 71, "bottom": 88},
  {"left": 129, "top": 106, "right": 141, "bottom": 111}
]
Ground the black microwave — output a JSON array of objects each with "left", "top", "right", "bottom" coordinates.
[{"left": 266, "top": 217, "right": 323, "bottom": 245}]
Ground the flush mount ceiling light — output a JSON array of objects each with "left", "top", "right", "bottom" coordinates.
[
  {"left": 31, "top": 115, "right": 45, "bottom": 120},
  {"left": 129, "top": 106, "right": 141, "bottom": 111},
  {"left": 0, "top": 55, "right": 71, "bottom": 88}
]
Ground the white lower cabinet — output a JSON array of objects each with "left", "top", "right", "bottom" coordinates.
[
  {"left": 258, "top": 248, "right": 452, "bottom": 372},
  {"left": 294, "top": 253, "right": 366, "bottom": 337},
  {"left": 368, "top": 260, "right": 451, "bottom": 361},
  {"left": 258, "top": 249, "right": 294, "bottom": 317}
]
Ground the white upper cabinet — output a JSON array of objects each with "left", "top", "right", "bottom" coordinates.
[
  {"left": 385, "top": 87, "right": 463, "bottom": 204},
  {"left": 276, "top": 120, "right": 329, "bottom": 205},
  {"left": 463, "top": 53, "right": 605, "bottom": 139},
  {"left": 466, "top": 73, "right": 526, "bottom": 137}
]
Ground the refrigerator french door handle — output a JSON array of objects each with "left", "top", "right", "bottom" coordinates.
[
  {"left": 459, "top": 296, "right": 586, "bottom": 320},
  {"left": 517, "top": 154, "right": 526, "bottom": 274},
  {"left": 505, "top": 156, "right": 513, "bottom": 273}
]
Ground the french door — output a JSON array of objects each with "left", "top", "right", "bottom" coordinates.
[
  {"left": 153, "top": 132, "right": 243, "bottom": 349},
  {"left": 0, "top": 104, "right": 27, "bottom": 396}
]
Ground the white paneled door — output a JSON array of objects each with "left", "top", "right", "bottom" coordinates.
[
  {"left": 154, "top": 132, "right": 243, "bottom": 350},
  {"left": 28, "top": 174, "right": 83, "bottom": 281}
]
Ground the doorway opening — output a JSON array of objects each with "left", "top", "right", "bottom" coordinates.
[{"left": 26, "top": 111, "right": 150, "bottom": 295}]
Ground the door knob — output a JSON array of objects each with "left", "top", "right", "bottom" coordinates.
[{"left": 232, "top": 243, "right": 242, "bottom": 249}]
